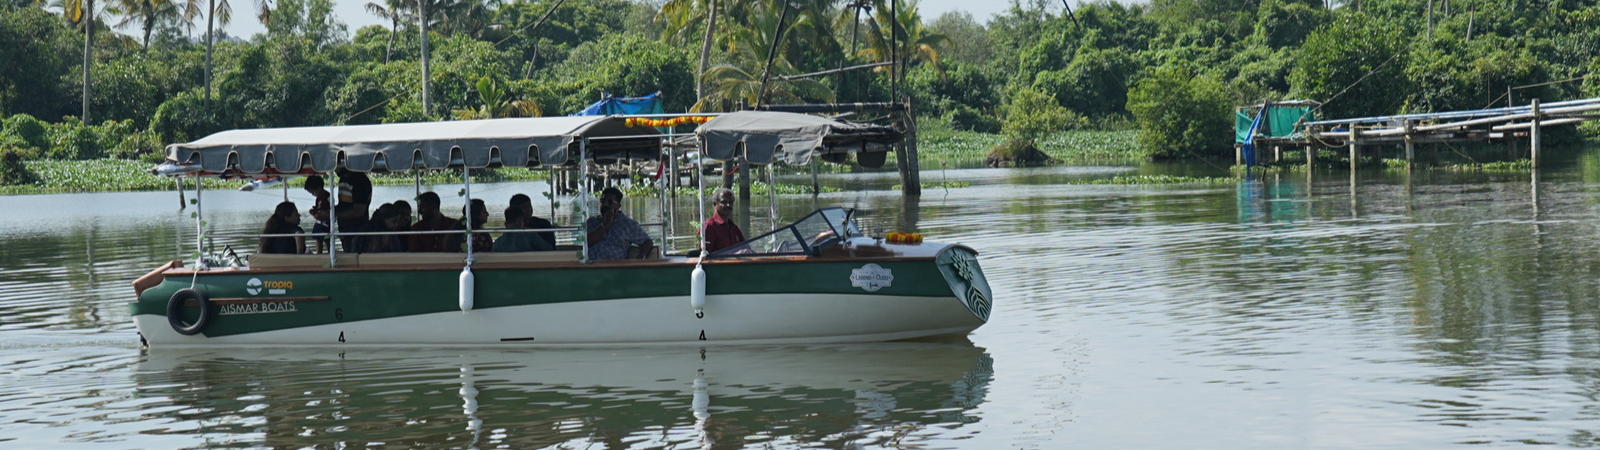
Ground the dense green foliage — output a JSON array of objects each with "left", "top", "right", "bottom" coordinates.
[{"left": 2, "top": 0, "right": 1599, "bottom": 190}]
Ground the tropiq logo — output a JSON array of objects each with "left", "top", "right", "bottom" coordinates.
[{"left": 246, "top": 278, "right": 263, "bottom": 296}]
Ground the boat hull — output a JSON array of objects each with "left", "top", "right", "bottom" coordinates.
[{"left": 131, "top": 246, "right": 991, "bottom": 347}]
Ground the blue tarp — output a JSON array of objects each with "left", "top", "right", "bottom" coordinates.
[
  {"left": 572, "top": 92, "right": 664, "bottom": 116},
  {"left": 1240, "top": 110, "right": 1264, "bottom": 166}
]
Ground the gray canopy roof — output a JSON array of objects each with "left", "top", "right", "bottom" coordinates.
[
  {"left": 162, "top": 111, "right": 901, "bottom": 175},
  {"left": 696, "top": 111, "right": 902, "bottom": 166},
  {"left": 164, "top": 116, "right": 660, "bottom": 174}
]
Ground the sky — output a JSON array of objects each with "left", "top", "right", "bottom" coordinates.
[{"left": 212, "top": 0, "right": 1030, "bottom": 39}]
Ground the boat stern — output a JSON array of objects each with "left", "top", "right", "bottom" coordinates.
[{"left": 934, "top": 245, "right": 993, "bottom": 323}]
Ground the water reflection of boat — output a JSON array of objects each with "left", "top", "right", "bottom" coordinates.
[{"left": 134, "top": 342, "right": 994, "bottom": 448}]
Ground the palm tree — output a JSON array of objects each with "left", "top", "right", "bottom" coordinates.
[
  {"left": 364, "top": 0, "right": 407, "bottom": 62},
  {"left": 857, "top": 0, "right": 949, "bottom": 83},
  {"left": 695, "top": 6, "right": 834, "bottom": 111},
  {"left": 658, "top": 0, "right": 719, "bottom": 102},
  {"left": 54, "top": 0, "right": 110, "bottom": 121},
  {"left": 112, "top": 0, "right": 200, "bottom": 50},
  {"left": 452, "top": 76, "right": 541, "bottom": 120}
]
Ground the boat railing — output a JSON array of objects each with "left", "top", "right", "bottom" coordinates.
[{"left": 209, "top": 226, "right": 583, "bottom": 240}]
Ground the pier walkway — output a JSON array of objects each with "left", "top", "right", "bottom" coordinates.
[{"left": 1239, "top": 97, "right": 1600, "bottom": 169}]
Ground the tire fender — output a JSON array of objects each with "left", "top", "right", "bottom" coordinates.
[{"left": 167, "top": 288, "right": 212, "bottom": 336}]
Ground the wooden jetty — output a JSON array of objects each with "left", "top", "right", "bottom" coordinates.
[{"left": 1240, "top": 97, "right": 1600, "bottom": 169}]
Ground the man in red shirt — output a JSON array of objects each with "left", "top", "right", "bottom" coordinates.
[{"left": 702, "top": 188, "right": 746, "bottom": 254}]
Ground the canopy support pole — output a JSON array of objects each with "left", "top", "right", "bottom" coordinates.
[
  {"left": 463, "top": 167, "right": 475, "bottom": 262},
  {"left": 767, "top": 161, "right": 778, "bottom": 227},
  {"left": 695, "top": 142, "right": 707, "bottom": 255},
  {"left": 580, "top": 139, "right": 590, "bottom": 262},
  {"left": 194, "top": 176, "right": 204, "bottom": 267},
  {"left": 738, "top": 154, "right": 751, "bottom": 234},
  {"left": 547, "top": 166, "right": 557, "bottom": 228},
  {"left": 328, "top": 173, "right": 339, "bottom": 267},
  {"left": 663, "top": 142, "right": 675, "bottom": 254}
]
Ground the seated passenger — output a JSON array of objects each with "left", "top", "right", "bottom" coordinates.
[
  {"left": 495, "top": 207, "right": 554, "bottom": 252},
  {"left": 407, "top": 192, "right": 463, "bottom": 252},
  {"left": 460, "top": 199, "right": 493, "bottom": 252},
  {"left": 259, "top": 201, "right": 306, "bottom": 254},
  {"left": 391, "top": 199, "right": 413, "bottom": 251},
  {"left": 702, "top": 188, "right": 746, "bottom": 253},
  {"left": 511, "top": 193, "right": 557, "bottom": 248},
  {"left": 585, "top": 187, "right": 654, "bottom": 260},
  {"left": 355, "top": 203, "right": 404, "bottom": 253}
]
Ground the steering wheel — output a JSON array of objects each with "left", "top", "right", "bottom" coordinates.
[{"left": 807, "top": 230, "right": 837, "bottom": 248}]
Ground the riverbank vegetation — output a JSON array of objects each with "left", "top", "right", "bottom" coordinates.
[{"left": 3, "top": 0, "right": 1599, "bottom": 193}]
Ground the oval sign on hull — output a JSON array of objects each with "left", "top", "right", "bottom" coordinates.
[{"left": 850, "top": 264, "right": 894, "bottom": 292}]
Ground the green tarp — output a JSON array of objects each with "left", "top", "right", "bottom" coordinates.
[{"left": 1235, "top": 105, "right": 1314, "bottom": 143}]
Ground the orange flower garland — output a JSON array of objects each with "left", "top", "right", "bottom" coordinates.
[
  {"left": 624, "top": 116, "right": 714, "bottom": 128},
  {"left": 885, "top": 232, "right": 923, "bottom": 244}
]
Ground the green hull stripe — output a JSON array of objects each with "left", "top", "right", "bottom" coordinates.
[{"left": 133, "top": 259, "right": 966, "bottom": 338}]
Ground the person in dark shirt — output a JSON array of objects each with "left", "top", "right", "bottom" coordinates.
[
  {"left": 702, "top": 188, "right": 746, "bottom": 253},
  {"left": 334, "top": 168, "right": 373, "bottom": 252},
  {"left": 494, "top": 207, "right": 554, "bottom": 252},
  {"left": 408, "top": 192, "right": 462, "bottom": 252},
  {"left": 510, "top": 193, "right": 557, "bottom": 248},
  {"left": 259, "top": 201, "right": 305, "bottom": 254}
]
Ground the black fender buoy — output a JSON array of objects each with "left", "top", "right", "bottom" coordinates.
[{"left": 167, "top": 288, "right": 212, "bottom": 336}]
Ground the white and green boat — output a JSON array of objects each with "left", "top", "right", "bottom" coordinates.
[{"left": 130, "top": 112, "right": 993, "bottom": 347}]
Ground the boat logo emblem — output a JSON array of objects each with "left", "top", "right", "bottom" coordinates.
[
  {"left": 850, "top": 264, "right": 894, "bottom": 292},
  {"left": 246, "top": 278, "right": 263, "bottom": 295}
]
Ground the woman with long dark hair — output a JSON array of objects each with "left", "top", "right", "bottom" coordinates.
[
  {"left": 356, "top": 203, "right": 404, "bottom": 253},
  {"left": 259, "top": 202, "right": 305, "bottom": 254}
]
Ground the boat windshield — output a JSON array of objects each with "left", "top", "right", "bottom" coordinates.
[{"left": 709, "top": 207, "right": 854, "bottom": 258}]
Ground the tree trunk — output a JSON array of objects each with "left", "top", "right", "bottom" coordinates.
[
  {"left": 82, "top": 0, "right": 93, "bottom": 122},
  {"left": 696, "top": 0, "right": 717, "bottom": 105},
  {"left": 385, "top": 19, "right": 396, "bottom": 63},
  {"left": 143, "top": 15, "right": 154, "bottom": 51},
  {"left": 420, "top": 0, "right": 431, "bottom": 117},
  {"left": 205, "top": 0, "right": 214, "bottom": 108}
]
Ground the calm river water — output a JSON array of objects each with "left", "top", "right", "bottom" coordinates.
[{"left": 6, "top": 151, "right": 1600, "bottom": 448}]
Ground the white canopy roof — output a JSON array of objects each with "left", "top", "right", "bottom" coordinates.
[
  {"left": 165, "top": 116, "right": 659, "bottom": 174},
  {"left": 162, "top": 111, "right": 901, "bottom": 175}
]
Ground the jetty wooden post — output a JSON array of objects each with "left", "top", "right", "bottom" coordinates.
[
  {"left": 1403, "top": 120, "right": 1415, "bottom": 170},
  {"left": 898, "top": 96, "right": 922, "bottom": 196},
  {"left": 902, "top": 96, "right": 928, "bottom": 194},
  {"left": 1306, "top": 135, "right": 1314, "bottom": 169},
  {"left": 1348, "top": 126, "right": 1360, "bottom": 173},
  {"left": 1531, "top": 98, "right": 1541, "bottom": 169}
]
